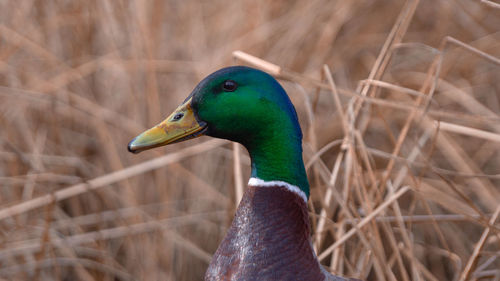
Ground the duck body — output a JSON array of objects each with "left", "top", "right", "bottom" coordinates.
[
  {"left": 206, "top": 184, "right": 324, "bottom": 281},
  {"left": 128, "top": 66, "right": 358, "bottom": 281}
]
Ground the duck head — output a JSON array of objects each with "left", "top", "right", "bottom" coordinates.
[{"left": 128, "top": 66, "right": 310, "bottom": 197}]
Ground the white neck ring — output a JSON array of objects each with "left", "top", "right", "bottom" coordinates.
[{"left": 248, "top": 177, "right": 307, "bottom": 203}]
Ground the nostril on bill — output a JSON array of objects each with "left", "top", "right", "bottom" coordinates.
[{"left": 172, "top": 112, "right": 184, "bottom": 121}]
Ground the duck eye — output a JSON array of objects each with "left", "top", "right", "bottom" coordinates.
[
  {"left": 172, "top": 112, "right": 184, "bottom": 121},
  {"left": 222, "top": 80, "right": 237, "bottom": 92}
]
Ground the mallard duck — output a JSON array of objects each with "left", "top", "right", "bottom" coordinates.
[{"left": 128, "top": 66, "right": 358, "bottom": 281}]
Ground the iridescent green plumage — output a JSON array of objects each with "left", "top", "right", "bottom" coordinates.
[
  {"left": 191, "top": 66, "right": 310, "bottom": 197},
  {"left": 129, "top": 66, "right": 310, "bottom": 197}
]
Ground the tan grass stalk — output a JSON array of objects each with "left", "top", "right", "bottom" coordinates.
[
  {"left": 399, "top": 245, "right": 441, "bottom": 281},
  {"left": 351, "top": 0, "right": 421, "bottom": 117},
  {"left": 435, "top": 121, "right": 500, "bottom": 143},
  {"left": 430, "top": 121, "right": 500, "bottom": 211},
  {"left": 232, "top": 143, "right": 244, "bottom": 204},
  {"left": 443, "top": 36, "right": 500, "bottom": 66},
  {"left": 313, "top": 65, "right": 350, "bottom": 252},
  {"left": 0, "top": 139, "right": 226, "bottom": 221},
  {"left": 232, "top": 51, "right": 281, "bottom": 76},
  {"left": 0, "top": 211, "right": 225, "bottom": 261},
  {"left": 459, "top": 206, "right": 500, "bottom": 281},
  {"left": 0, "top": 258, "right": 135, "bottom": 281},
  {"left": 480, "top": 0, "right": 500, "bottom": 8},
  {"left": 318, "top": 185, "right": 411, "bottom": 260}
]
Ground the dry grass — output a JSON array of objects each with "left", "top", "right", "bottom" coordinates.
[{"left": 1, "top": 0, "right": 500, "bottom": 280}]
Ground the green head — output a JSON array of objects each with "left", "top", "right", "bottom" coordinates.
[{"left": 128, "top": 66, "right": 310, "bottom": 198}]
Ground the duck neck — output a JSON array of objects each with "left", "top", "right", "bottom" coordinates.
[{"left": 244, "top": 127, "right": 310, "bottom": 199}]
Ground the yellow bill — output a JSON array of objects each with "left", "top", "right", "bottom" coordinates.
[{"left": 127, "top": 97, "right": 207, "bottom": 153}]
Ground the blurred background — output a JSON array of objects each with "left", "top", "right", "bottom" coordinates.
[{"left": 1, "top": 0, "right": 500, "bottom": 280}]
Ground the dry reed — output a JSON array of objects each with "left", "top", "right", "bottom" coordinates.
[{"left": 1, "top": 0, "right": 499, "bottom": 280}]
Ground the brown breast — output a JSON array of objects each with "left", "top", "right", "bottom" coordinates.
[{"left": 204, "top": 185, "right": 341, "bottom": 281}]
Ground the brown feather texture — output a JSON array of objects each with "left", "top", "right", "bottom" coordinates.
[{"left": 205, "top": 185, "right": 359, "bottom": 281}]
